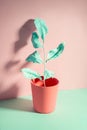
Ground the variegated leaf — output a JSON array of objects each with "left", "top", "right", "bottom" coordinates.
[
  {"left": 31, "top": 32, "right": 43, "bottom": 48},
  {"left": 46, "top": 43, "right": 65, "bottom": 62},
  {"left": 26, "top": 51, "right": 43, "bottom": 64},
  {"left": 21, "top": 68, "right": 42, "bottom": 80},
  {"left": 34, "top": 18, "right": 48, "bottom": 41},
  {"left": 44, "top": 69, "right": 54, "bottom": 79}
]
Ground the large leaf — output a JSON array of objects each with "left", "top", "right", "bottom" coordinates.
[
  {"left": 26, "top": 51, "right": 43, "bottom": 64},
  {"left": 21, "top": 68, "right": 42, "bottom": 80},
  {"left": 31, "top": 32, "right": 43, "bottom": 48},
  {"left": 34, "top": 18, "right": 48, "bottom": 41},
  {"left": 44, "top": 69, "right": 54, "bottom": 80},
  {"left": 46, "top": 43, "right": 65, "bottom": 62}
]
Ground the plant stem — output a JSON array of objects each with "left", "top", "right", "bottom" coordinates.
[{"left": 43, "top": 41, "right": 46, "bottom": 87}]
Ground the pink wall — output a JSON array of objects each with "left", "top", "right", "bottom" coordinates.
[{"left": 0, "top": 0, "right": 87, "bottom": 99}]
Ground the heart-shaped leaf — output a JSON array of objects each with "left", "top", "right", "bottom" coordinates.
[
  {"left": 46, "top": 43, "right": 65, "bottom": 62},
  {"left": 26, "top": 51, "right": 43, "bottom": 64},
  {"left": 44, "top": 69, "right": 54, "bottom": 80},
  {"left": 34, "top": 18, "right": 48, "bottom": 41},
  {"left": 21, "top": 68, "right": 42, "bottom": 80},
  {"left": 31, "top": 32, "right": 43, "bottom": 48}
]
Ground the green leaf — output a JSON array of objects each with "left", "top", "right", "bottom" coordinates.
[
  {"left": 34, "top": 18, "right": 48, "bottom": 41},
  {"left": 26, "top": 51, "right": 43, "bottom": 64},
  {"left": 46, "top": 43, "right": 65, "bottom": 62},
  {"left": 31, "top": 32, "right": 43, "bottom": 48},
  {"left": 44, "top": 69, "right": 54, "bottom": 80},
  {"left": 21, "top": 68, "right": 42, "bottom": 80}
]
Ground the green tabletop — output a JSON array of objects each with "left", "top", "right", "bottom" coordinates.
[{"left": 0, "top": 88, "right": 87, "bottom": 130}]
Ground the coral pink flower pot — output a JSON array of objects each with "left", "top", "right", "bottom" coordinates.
[{"left": 31, "top": 77, "right": 59, "bottom": 114}]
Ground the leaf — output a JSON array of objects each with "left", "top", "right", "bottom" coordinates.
[
  {"left": 31, "top": 32, "right": 43, "bottom": 48},
  {"left": 46, "top": 43, "right": 65, "bottom": 62},
  {"left": 26, "top": 51, "right": 43, "bottom": 64},
  {"left": 21, "top": 68, "right": 42, "bottom": 80},
  {"left": 34, "top": 18, "right": 48, "bottom": 41},
  {"left": 44, "top": 69, "right": 54, "bottom": 80}
]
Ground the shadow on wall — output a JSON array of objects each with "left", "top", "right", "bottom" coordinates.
[
  {"left": 14, "top": 19, "right": 35, "bottom": 53},
  {"left": 0, "top": 83, "right": 19, "bottom": 100},
  {"left": 0, "top": 19, "right": 36, "bottom": 100},
  {"left": 5, "top": 19, "right": 36, "bottom": 70}
]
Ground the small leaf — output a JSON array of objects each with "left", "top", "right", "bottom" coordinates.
[
  {"left": 21, "top": 68, "right": 42, "bottom": 80},
  {"left": 46, "top": 43, "right": 65, "bottom": 62},
  {"left": 44, "top": 69, "right": 54, "bottom": 80},
  {"left": 31, "top": 32, "right": 43, "bottom": 48},
  {"left": 26, "top": 51, "right": 43, "bottom": 64},
  {"left": 34, "top": 18, "right": 48, "bottom": 41}
]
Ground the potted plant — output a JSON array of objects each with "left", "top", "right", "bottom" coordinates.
[{"left": 21, "top": 18, "right": 65, "bottom": 113}]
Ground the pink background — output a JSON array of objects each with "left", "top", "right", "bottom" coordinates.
[{"left": 0, "top": 0, "right": 87, "bottom": 99}]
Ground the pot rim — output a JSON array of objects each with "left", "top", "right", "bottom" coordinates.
[{"left": 31, "top": 77, "right": 59, "bottom": 88}]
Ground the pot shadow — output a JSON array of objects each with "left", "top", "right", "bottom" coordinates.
[
  {"left": 0, "top": 83, "right": 19, "bottom": 100},
  {"left": 0, "top": 97, "right": 34, "bottom": 113}
]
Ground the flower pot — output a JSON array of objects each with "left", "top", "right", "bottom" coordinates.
[{"left": 31, "top": 77, "right": 59, "bottom": 114}]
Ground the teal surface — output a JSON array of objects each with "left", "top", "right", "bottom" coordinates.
[{"left": 0, "top": 88, "right": 87, "bottom": 130}]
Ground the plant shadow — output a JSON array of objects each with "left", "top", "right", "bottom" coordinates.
[
  {"left": 0, "top": 19, "right": 36, "bottom": 100},
  {"left": 0, "top": 97, "right": 34, "bottom": 113},
  {"left": 14, "top": 19, "right": 35, "bottom": 53},
  {"left": 4, "top": 19, "right": 35, "bottom": 70}
]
